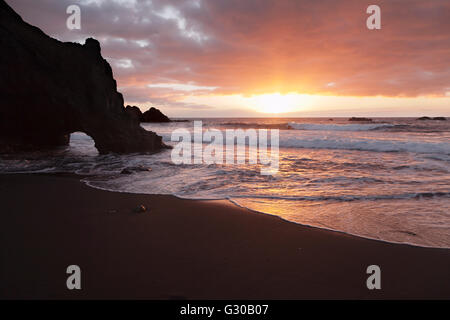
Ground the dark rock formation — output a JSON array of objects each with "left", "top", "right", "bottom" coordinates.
[
  {"left": 125, "top": 105, "right": 171, "bottom": 123},
  {"left": 125, "top": 105, "right": 143, "bottom": 123},
  {"left": 120, "top": 166, "right": 152, "bottom": 174},
  {"left": 0, "top": 0, "right": 166, "bottom": 154},
  {"left": 141, "top": 107, "right": 171, "bottom": 123},
  {"left": 348, "top": 117, "right": 373, "bottom": 122},
  {"left": 417, "top": 116, "right": 446, "bottom": 121}
]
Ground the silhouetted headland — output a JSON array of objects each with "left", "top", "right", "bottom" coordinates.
[{"left": 0, "top": 0, "right": 166, "bottom": 154}]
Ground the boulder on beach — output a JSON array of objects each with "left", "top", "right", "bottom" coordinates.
[
  {"left": 141, "top": 107, "right": 171, "bottom": 123},
  {"left": 120, "top": 166, "right": 152, "bottom": 174},
  {"left": 0, "top": 0, "right": 166, "bottom": 154}
]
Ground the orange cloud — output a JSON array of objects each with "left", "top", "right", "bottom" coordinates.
[{"left": 7, "top": 0, "right": 450, "bottom": 115}]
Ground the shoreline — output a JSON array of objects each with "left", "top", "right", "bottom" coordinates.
[
  {"left": 6, "top": 171, "right": 445, "bottom": 250},
  {"left": 1, "top": 173, "right": 449, "bottom": 299},
  {"left": 226, "top": 197, "right": 450, "bottom": 251},
  {"left": 80, "top": 173, "right": 450, "bottom": 250}
]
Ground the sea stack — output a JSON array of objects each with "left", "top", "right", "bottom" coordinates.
[
  {"left": 0, "top": 0, "right": 166, "bottom": 154},
  {"left": 125, "top": 105, "right": 171, "bottom": 123},
  {"left": 141, "top": 107, "right": 171, "bottom": 123}
]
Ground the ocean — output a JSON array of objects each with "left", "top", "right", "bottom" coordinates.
[{"left": 1, "top": 117, "right": 449, "bottom": 248}]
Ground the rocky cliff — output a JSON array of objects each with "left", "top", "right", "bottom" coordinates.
[{"left": 0, "top": 0, "right": 166, "bottom": 154}]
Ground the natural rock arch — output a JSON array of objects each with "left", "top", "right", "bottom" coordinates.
[
  {"left": 0, "top": 1, "right": 165, "bottom": 154},
  {"left": 68, "top": 131, "right": 98, "bottom": 154}
]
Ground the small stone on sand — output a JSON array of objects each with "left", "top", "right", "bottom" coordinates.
[{"left": 133, "top": 205, "right": 147, "bottom": 213}]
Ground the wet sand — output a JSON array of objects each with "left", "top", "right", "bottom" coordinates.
[{"left": 0, "top": 174, "right": 449, "bottom": 299}]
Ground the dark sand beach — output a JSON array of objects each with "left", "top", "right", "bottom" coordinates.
[{"left": 1, "top": 173, "right": 449, "bottom": 299}]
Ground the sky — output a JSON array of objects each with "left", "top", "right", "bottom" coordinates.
[{"left": 6, "top": 0, "right": 450, "bottom": 117}]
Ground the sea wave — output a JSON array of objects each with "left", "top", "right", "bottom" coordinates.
[
  {"left": 216, "top": 121, "right": 395, "bottom": 131},
  {"left": 217, "top": 122, "right": 290, "bottom": 130},
  {"left": 287, "top": 122, "right": 393, "bottom": 131},
  {"left": 230, "top": 191, "right": 450, "bottom": 202},
  {"left": 157, "top": 130, "right": 449, "bottom": 155},
  {"left": 278, "top": 136, "right": 450, "bottom": 154}
]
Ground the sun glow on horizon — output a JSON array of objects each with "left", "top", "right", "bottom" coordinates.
[
  {"left": 248, "top": 93, "right": 312, "bottom": 114},
  {"left": 164, "top": 92, "right": 450, "bottom": 117}
]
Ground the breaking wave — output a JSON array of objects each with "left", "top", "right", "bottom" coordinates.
[
  {"left": 230, "top": 191, "right": 450, "bottom": 202},
  {"left": 277, "top": 135, "right": 450, "bottom": 154},
  {"left": 287, "top": 122, "right": 394, "bottom": 131}
]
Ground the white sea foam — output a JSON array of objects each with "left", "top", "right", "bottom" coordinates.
[
  {"left": 277, "top": 134, "right": 450, "bottom": 154},
  {"left": 288, "top": 122, "right": 394, "bottom": 131}
]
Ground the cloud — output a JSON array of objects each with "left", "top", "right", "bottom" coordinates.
[{"left": 6, "top": 0, "right": 450, "bottom": 113}]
